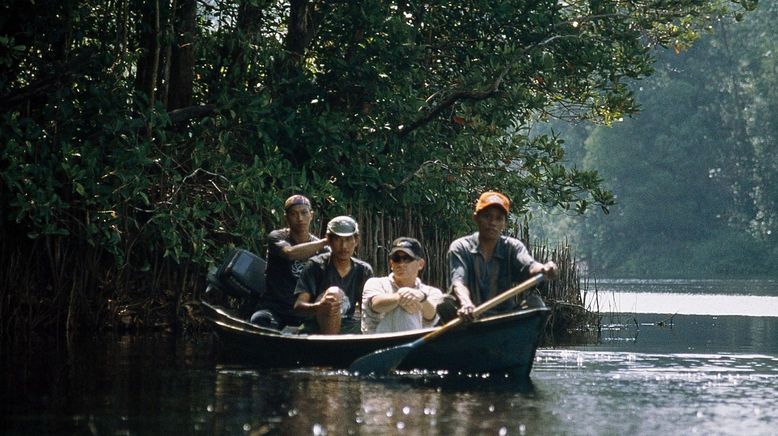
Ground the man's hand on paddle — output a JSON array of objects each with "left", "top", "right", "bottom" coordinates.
[
  {"left": 457, "top": 302, "right": 476, "bottom": 322},
  {"left": 450, "top": 283, "right": 477, "bottom": 322},
  {"left": 530, "top": 261, "right": 558, "bottom": 280}
]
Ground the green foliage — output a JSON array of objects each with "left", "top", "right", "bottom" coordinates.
[{"left": 0, "top": 0, "right": 759, "bottom": 330}]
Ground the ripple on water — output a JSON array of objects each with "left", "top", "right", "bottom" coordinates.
[{"left": 532, "top": 349, "right": 778, "bottom": 435}]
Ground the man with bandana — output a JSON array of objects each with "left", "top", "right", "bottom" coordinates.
[{"left": 250, "top": 195, "right": 329, "bottom": 329}]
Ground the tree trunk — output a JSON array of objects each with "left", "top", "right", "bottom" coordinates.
[
  {"left": 270, "top": 0, "right": 322, "bottom": 164},
  {"left": 233, "top": 0, "right": 265, "bottom": 89},
  {"left": 167, "top": 0, "right": 196, "bottom": 111},
  {"left": 280, "top": 0, "right": 317, "bottom": 79},
  {"left": 135, "top": 0, "right": 161, "bottom": 114}
]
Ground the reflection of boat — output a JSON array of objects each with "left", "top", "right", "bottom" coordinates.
[{"left": 202, "top": 301, "right": 550, "bottom": 377}]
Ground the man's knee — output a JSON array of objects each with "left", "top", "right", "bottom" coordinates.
[
  {"left": 323, "top": 286, "right": 343, "bottom": 297},
  {"left": 319, "top": 286, "right": 350, "bottom": 315}
]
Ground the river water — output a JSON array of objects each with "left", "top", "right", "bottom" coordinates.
[{"left": 2, "top": 279, "right": 777, "bottom": 435}]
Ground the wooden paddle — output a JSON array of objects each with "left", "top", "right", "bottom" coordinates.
[{"left": 348, "top": 273, "right": 546, "bottom": 376}]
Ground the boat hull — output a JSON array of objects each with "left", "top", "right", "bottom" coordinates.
[{"left": 202, "top": 302, "right": 550, "bottom": 376}]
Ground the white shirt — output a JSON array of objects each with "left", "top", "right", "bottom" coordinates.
[{"left": 361, "top": 274, "right": 443, "bottom": 334}]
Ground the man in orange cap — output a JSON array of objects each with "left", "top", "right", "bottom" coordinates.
[{"left": 439, "top": 191, "right": 557, "bottom": 322}]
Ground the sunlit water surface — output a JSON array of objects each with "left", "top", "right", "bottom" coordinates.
[
  {"left": 2, "top": 279, "right": 777, "bottom": 435},
  {"left": 592, "top": 278, "right": 778, "bottom": 316}
]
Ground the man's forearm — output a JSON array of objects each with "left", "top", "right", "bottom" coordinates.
[
  {"left": 529, "top": 260, "right": 557, "bottom": 278},
  {"left": 421, "top": 300, "right": 437, "bottom": 320},
  {"left": 451, "top": 283, "right": 473, "bottom": 307},
  {"left": 369, "top": 294, "right": 400, "bottom": 314},
  {"left": 283, "top": 239, "right": 328, "bottom": 261},
  {"left": 284, "top": 239, "right": 327, "bottom": 260},
  {"left": 293, "top": 296, "right": 319, "bottom": 317}
]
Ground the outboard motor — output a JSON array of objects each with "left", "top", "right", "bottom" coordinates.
[{"left": 205, "top": 248, "right": 266, "bottom": 316}]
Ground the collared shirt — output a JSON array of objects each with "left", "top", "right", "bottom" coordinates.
[
  {"left": 448, "top": 232, "right": 537, "bottom": 313},
  {"left": 361, "top": 274, "right": 443, "bottom": 334},
  {"left": 294, "top": 252, "right": 373, "bottom": 318}
]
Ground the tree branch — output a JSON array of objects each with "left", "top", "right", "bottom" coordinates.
[
  {"left": 398, "top": 67, "right": 509, "bottom": 138},
  {"left": 167, "top": 104, "right": 217, "bottom": 124},
  {"left": 383, "top": 160, "right": 447, "bottom": 190}
]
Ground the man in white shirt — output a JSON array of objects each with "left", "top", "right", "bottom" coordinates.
[{"left": 361, "top": 237, "right": 443, "bottom": 334}]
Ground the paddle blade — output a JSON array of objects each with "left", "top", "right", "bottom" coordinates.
[{"left": 349, "top": 342, "right": 416, "bottom": 376}]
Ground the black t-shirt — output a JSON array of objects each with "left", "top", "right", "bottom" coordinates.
[
  {"left": 294, "top": 252, "right": 373, "bottom": 318},
  {"left": 262, "top": 229, "right": 327, "bottom": 317}
]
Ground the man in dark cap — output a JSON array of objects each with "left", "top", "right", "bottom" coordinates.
[
  {"left": 293, "top": 216, "right": 373, "bottom": 334},
  {"left": 361, "top": 237, "right": 443, "bottom": 334},
  {"left": 439, "top": 191, "right": 557, "bottom": 322},
  {"left": 250, "top": 194, "right": 329, "bottom": 329}
]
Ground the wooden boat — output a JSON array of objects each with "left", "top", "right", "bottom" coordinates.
[
  {"left": 202, "top": 248, "right": 551, "bottom": 376},
  {"left": 202, "top": 301, "right": 550, "bottom": 377}
]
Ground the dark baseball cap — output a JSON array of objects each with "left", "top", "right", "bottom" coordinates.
[{"left": 388, "top": 237, "right": 424, "bottom": 259}]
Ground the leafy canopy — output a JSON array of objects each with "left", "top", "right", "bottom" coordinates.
[{"left": 0, "top": 0, "right": 757, "bottom": 267}]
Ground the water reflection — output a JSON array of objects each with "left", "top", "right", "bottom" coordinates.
[
  {"left": 594, "top": 312, "right": 778, "bottom": 355},
  {"left": 3, "top": 328, "right": 778, "bottom": 435},
  {"left": 592, "top": 278, "right": 778, "bottom": 318},
  {"left": 207, "top": 367, "right": 549, "bottom": 435},
  {"left": 203, "top": 351, "right": 778, "bottom": 436},
  {"left": 533, "top": 349, "right": 778, "bottom": 435},
  {"left": 4, "top": 278, "right": 778, "bottom": 435}
]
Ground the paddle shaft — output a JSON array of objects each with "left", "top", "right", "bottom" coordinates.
[{"left": 417, "top": 273, "right": 546, "bottom": 343}]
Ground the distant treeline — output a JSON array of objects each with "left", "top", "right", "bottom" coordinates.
[{"left": 537, "top": 3, "right": 778, "bottom": 278}]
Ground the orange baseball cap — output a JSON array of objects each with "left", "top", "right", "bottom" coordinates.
[{"left": 474, "top": 191, "right": 510, "bottom": 215}]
